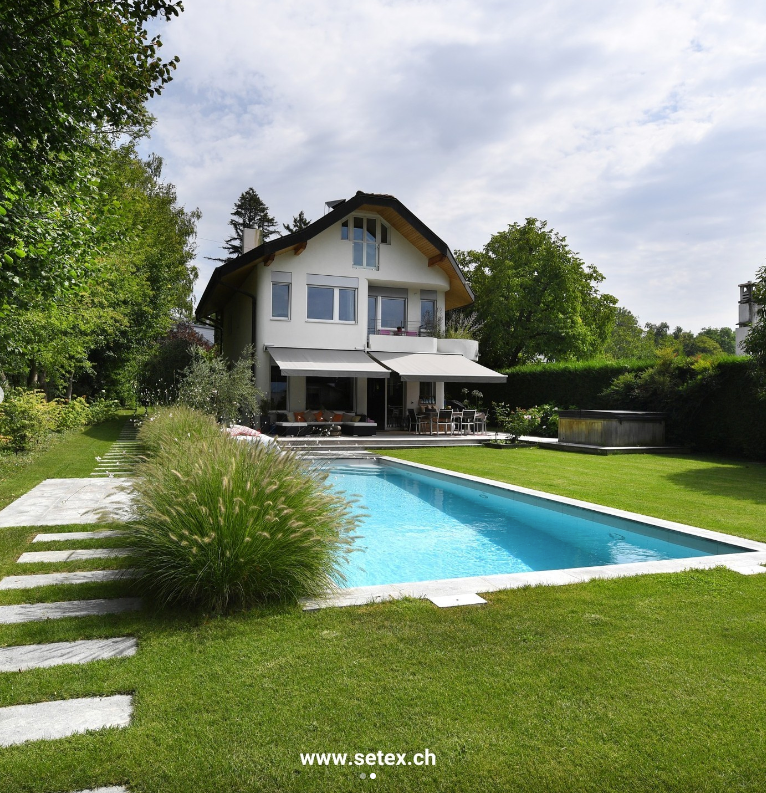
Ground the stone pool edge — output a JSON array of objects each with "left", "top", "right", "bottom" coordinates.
[{"left": 302, "top": 457, "right": 766, "bottom": 610}]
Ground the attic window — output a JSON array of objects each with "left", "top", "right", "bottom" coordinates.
[{"left": 341, "top": 216, "right": 390, "bottom": 269}]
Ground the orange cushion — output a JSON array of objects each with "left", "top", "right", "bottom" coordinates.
[
  {"left": 314, "top": 414, "right": 325, "bottom": 421},
  {"left": 332, "top": 413, "right": 344, "bottom": 422},
  {"left": 294, "top": 411, "right": 306, "bottom": 423}
]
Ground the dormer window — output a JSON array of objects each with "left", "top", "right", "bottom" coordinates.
[{"left": 341, "top": 216, "right": 390, "bottom": 269}]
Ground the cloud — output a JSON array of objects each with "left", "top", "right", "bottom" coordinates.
[{"left": 140, "top": 0, "right": 766, "bottom": 331}]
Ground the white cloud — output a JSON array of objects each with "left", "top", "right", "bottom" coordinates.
[{"left": 140, "top": 0, "right": 766, "bottom": 331}]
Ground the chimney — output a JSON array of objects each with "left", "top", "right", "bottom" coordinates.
[{"left": 242, "top": 227, "right": 262, "bottom": 253}]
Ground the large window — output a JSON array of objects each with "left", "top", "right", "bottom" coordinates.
[
  {"left": 420, "top": 299, "right": 436, "bottom": 333},
  {"left": 307, "top": 285, "right": 356, "bottom": 323},
  {"left": 307, "top": 286, "right": 334, "bottom": 320},
  {"left": 270, "top": 365, "right": 287, "bottom": 410},
  {"left": 306, "top": 377, "right": 354, "bottom": 412},
  {"left": 341, "top": 216, "right": 390, "bottom": 269},
  {"left": 381, "top": 297, "right": 406, "bottom": 329},
  {"left": 271, "top": 282, "right": 290, "bottom": 319}
]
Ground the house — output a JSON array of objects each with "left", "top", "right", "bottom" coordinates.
[
  {"left": 736, "top": 281, "right": 760, "bottom": 355},
  {"left": 195, "top": 191, "right": 506, "bottom": 431}
]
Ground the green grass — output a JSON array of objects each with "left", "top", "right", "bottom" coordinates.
[
  {"left": 0, "top": 418, "right": 128, "bottom": 510},
  {"left": 1, "top": 447, "right": 766, "bottom": 791},
  {"left": 384, "top": 446, "right": 766, "bottom": 542}
]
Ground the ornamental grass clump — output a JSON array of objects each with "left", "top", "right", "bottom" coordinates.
[{"left": 131, "top": 407, "right": 358, "bottom": 612}]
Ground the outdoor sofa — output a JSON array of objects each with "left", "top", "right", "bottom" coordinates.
[{"left": 270, "top": 410, "right": 377, "bottom": 437}]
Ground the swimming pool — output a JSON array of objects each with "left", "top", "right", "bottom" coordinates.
[{"left": 326, "top": 459, "right": 753, "bottom": 590}]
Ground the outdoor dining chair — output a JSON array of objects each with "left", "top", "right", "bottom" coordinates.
[
  {"left": 431, "top": 409, "right": 454, "bottom": 435},
  {"left": 458, "top": 409, "right": 476, "bottom": 434}
]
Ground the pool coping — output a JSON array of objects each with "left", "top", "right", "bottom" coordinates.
[{"left": 302, "top": 457, "right": 766, "bottom": 610}]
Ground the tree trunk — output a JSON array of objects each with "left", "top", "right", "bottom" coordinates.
[
  {"left": 27, "top": 360, "right": 38, "bottom": 387},
  {"left": 66, "top": 372, "right": 74, "bottom": 401}
]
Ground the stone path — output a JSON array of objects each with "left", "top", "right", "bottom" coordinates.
[
  {"left": 91, "top": 421, "right": 142, "bottom": 478},
  {"left": 0, "top": 421, "right": 142, "bottom": 791},
  {"left": 0, "top": 598, "right": 142, "bottom": 624},
  {"left": 0, "top": 637, "right": 137, "bottom": 673},
  {"left": 0, "top": 478, "right": 134, "bottom": 527},
  {"left": 18, "top": 548, "right": 136, "bottom": 564},
  {"left": 0, "top": 569, "right": 140, "bottom": 590},
  {"left": 0, "top": 695, "right": 133, "bottom": 747},
  {"left": 33, "top": 530, "right": 128, "bottom": 542}
]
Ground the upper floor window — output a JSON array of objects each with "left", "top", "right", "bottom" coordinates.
[
  {"left": 307, "top": 284, "right": 357, "bottom": 323},
  {"left": 271, "top": 272, "right": 291, "bottom": 319},
  {"left": 341, "top": 216, "right": 390, "bottom": 269}
]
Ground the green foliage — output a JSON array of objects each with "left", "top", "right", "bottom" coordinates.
[
  {"left": 459, "top": 388, "right": 485, "bottom": 410},
  {"left": 449, "top": 359, "right": 656, "bottom": 411},
  {"left": 130, "top": 407, "right": 358, "bottom": 611},
  {"left": 176, "top": 347, "right": 262, "bottom": 426},
  {"left": 214, "top": 187, "right": 277, "bottom": 262},
  {"left": 743, "top": 265, "right": 766, "bottom": 389},
  {"left": 87, "top": 398, "right": 121, "bottom": 424},
  {"left": 492, "top": 403, "right": 536, "bottom": 442},
  {"left": 282, "top": 210, "right": 312, "bottom": 234},
  {"left": 55, "top": 396, "right": 91, "bottom": 430},
  {"left": 603, "top": 307, "right": 658, "bottom": 360},
  {"left": 0, "top": 389, "right": 57, "bottom": 451},
  {"left": 459, "top": 219, "right": 617, "bottom": 368},
  {"left": 525, "top": 404, "right": 560, "bottom": 437},
  {"left": 698, "top": 326, "right": 736, "bottom": 355}
]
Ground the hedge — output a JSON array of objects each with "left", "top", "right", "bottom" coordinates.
[{"left": 447, "top": 359, "right": 655, "bottom": 411}]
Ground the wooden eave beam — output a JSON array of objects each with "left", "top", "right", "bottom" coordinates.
[
  {"left": 293, "top": 241, "right": 307, "bottom": 256},
  {"left": 428, "top": 253, "right": 447, "bottom": 267},
  {"left": 263, "top": 253, "right": 275, "bottom": 266}
]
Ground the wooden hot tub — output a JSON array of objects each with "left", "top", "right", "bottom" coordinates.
[{"left": 557, "top": 410, "right": 666, "bottom": 447}]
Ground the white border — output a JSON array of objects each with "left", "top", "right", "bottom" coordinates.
[{"left": 302, "top": 457, "right": 766, "bottom": 610}]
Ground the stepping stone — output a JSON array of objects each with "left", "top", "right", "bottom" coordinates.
[
  {"left": 18, "top": 548, "right": 136, "bottom": 563},
  {"left": 0, "top": 695, "right": 133, "bottom": 747},
  {"left": 0, "top": 598, "right": 142, "bottom": 624},
  {"left": 428, "top": 593, "right": 487, "bottom": 608},
  {"left": 726, "top": 563, "right": 766, "bottom": 575},
  {"left": 0, "top": 569, "right": 140, "bottom": 590},
  {"left": 72, "top": 788, "right": 128, "bottom": 793},
  {"left": 0, "top": 637, "right": 137, "bottom": 672},
  {"left": 0, "top": 478, "right": 133, "bottom": 527},
  {"left": 33, "top": 530, "right": 128, "bottom": 543}
]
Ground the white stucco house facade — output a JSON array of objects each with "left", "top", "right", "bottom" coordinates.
[{"left": 195, "top": 191, "right": 506, "bottom": 431}]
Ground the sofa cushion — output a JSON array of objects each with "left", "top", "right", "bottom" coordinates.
[{"left": 294, "top": 411, "right": 306, "bottom": 423}]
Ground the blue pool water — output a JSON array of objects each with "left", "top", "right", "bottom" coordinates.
[{"left": 326, "top": 462, "right": 747, "bottom": 589}]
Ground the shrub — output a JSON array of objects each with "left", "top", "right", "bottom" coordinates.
[
  {"left": 176, "top": 347, "right": 262, "bottom": 426},
  {"left": 525, "top": 404, "right": 559, "bottom": 437},
  {"left": 55, "top": 396, "right": 91, "bottom": 429},
  {"left": 86, "top": 398, "right": 121, "bottom": 424},
  {"left": 130, "top": 407, "right": 358, "bottom": 611},
  {"left": 492, "top": 403, "right": 537, "bottom": 442},
  {"left": 0, "top": 389, "right": 57, "bottom": 452}
]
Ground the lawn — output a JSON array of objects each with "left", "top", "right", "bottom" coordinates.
[{"left": 1, "top": 443, "right": 766, "bottom": 792}]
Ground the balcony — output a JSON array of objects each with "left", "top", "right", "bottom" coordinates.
[{"left": 367, "top": 320, "right": 438, "bottom": 339}]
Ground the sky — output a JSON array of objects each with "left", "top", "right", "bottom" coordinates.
[{"left": 139, "top": 0, "right": 766, "bottom": 332}]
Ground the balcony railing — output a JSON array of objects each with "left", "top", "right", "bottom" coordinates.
[{"left": 367, "top": 320, "right": 439, "bottom": 338}]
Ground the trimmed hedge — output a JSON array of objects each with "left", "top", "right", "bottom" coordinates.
[
  {"left": 448, "top": 359, "right": 655, "bottom": 411},
  {"left": 447, "top": 357, "right": 766, "bottom": 459}
]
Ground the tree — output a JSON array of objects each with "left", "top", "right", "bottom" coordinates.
[
  {"left": 212, "top": 188, "right": 277, "bottom": 262},
  {"left": 743, "top": 265, "right": 766, "bottom": 387},
  {"left": 699, "top": 326, "right": 736, "bottom": 355},
  {"left": 603, "top": 308, "right": 657, "bottom": 360},
  {"left": 463, "top": 219, "right": 617, "bottom": 368},
  {"left": 283, "top": 210, "right": 312, "bottom": 234},
  {"left": 0, "top": 0, "right": 184, "bottom": 290}
]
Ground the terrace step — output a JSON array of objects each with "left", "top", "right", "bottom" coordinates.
[
  {"left": 0, "top": 695, "right": 133, "bottom": 747},
  {"left": 0, "top": 569, "right": 140, "bottom": 590},
  {"left": 0, "top": 598, "right": 142, "bottom": 624},
  {"left": 0, "top": 637, "right": 137, "bottom": 673}
]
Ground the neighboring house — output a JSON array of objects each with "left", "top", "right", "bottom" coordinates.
[
  {"left": 736, "top": 281, "right": 760, "bottom": 355},
  {"left": 195, "top": 191, "right": 506, "bottom": 429}
]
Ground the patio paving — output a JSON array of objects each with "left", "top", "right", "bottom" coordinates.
[{"left": 0, "top": 478, "right": 134, "bottom": 527}]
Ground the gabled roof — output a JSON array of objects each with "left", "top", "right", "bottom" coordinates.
[{"left": 195, "top": 191, "right": 474, "bottom": 319}]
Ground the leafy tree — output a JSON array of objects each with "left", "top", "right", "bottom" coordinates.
[
  {"left": 283, "top": 210, "right": 312, "bottom": 234},
  {"left": 604, "top": 307, "right": 657, "bottom": 360},
  {"left": 463, "top": 219, "right": 617, "bottom": 368},
  {"left": 213, "top": 188, "right": 277, "bottom": 262},
  {"left": 699, "top": 326, "right": 736, "bottom": 355},
  {"left": 743, "top": 265, "right": 766, "bottom": 387},
  {"left": 0, "top": 0, "right": 184, "bottom": 307}
]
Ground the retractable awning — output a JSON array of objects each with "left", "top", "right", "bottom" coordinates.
[
  {"left": 368, "top": 351, "right": 507, "bottom": 383},
  {"left": 268, "top": 347, "right": 390, "bottom": 378}
]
